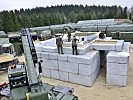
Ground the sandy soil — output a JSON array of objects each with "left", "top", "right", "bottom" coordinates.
[{"left": 0, "top": 47, "right": 133, "bottom": 100}]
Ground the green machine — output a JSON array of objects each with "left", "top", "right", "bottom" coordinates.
[{"left": 1, "top": 28, "right": 78, "bottom": 100}]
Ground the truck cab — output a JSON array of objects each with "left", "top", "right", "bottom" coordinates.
[
  {"left": 0, "top": 43, "right": 18, "bottom": 69},
  {"left": 2, "top": 43, "right": 14, "bottom": 54}
]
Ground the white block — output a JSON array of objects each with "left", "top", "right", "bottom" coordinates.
[
  {"left": 39, "top": 38, "right": 56, "bottom": 47},
  {"left": 41, "top": 52, "right": 49, "bottom": 59},
  {"left": 58, "top": 61, "right": 78, "bottom": 74},
  {"left": 49, "top": 53, "right": 58, "bottom": 60},
  {"left": 42, "top": 46, "right": 57, "bottom": 53},
  {"left": 59, "top": 71, "right": 69, "bottom": 82},
  {"left": 67, "top": 51, "right": 97, "bottom": 65},
  {"left": 89, "top": 44, "right": 94, "bottom": 50},
  {"left": 58, "top": 54, "right": 68, "bottom": 61},
  {"left": 107, "top": 51, "right": 129, "bottom": 63},
  {"left": 35, "top": 44, "right": 42, "bottom": 52},
  {"left": 51, "top": 70, "right": 60, "bottom": 80},
  {"left": 36, "top": 52, "right": 42, "bottom": 59},
  {"left": 63, "top": 48, "right": 72, "bottom": 54},
  {"left": 122, "top": 42, "right": 131, "bottom": 53},
  {"left": 69, "top": 73, "right": 92, "bottom": 86},
  {"left": 42, "top": 68, "right": 51, "bottom": 78},
  {"left": 106, "top": 74, "right": 127, "bottom": 86},
  {"left": 78, "top": 47, "right": 87, "bottom": 55},
  {"left": 79, "top": 64, "right": 92, "bottom": 76},
  {"left": 92, "top": 44, "right": 116, "bottom": 51},
  {"left": 107, "top": 62, "right": 128, "bottom": 75},
  {"left": 79, "top": 58, "right": 97, "bottom": 76},
  {"left": 69, "top": 68, "right": 99, "bottom": 86},
  {"left": 115, "top": 40, "right": 124, "bottom": 52},
  {"left": 41, "top": 59, "right": 58, "bottom": 70}
]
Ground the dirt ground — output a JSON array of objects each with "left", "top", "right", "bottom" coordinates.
[{"left": 0, "top": 47, "right": 133, "bottom": 100}]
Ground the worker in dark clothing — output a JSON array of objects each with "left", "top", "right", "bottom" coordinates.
[
  {"left": 116, "top": 31, "right": 121, "bottom": 40},
  {"left": 72, "top": 36, "right": 79, "bottom": 55},
  {"left": 56, "top": 36, "right": 64, "bottom": 54},
  {"left": 67, "top": 32, "right": 71, "bottom": 42}
]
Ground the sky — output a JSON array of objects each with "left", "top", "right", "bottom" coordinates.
[{"left": 0, "top": 0, "right": 133, "bottom": 11}]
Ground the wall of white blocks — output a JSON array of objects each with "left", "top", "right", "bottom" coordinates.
[
  {"left": 35, "top": 38, "right": 131, "bottom": 87},
  {"left": 37, "top": 50, "right": 100, "bottom": 87},
  {"left": 106, "top": 42, "right": 131, "bottom": 86}
]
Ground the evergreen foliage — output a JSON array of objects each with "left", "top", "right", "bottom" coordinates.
[{"left": 0, "top": 5, "right": 130, "bottom": 32}]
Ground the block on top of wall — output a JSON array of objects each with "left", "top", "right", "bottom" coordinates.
[{"left": 115, "top": 40, "right": 124, "bottom": 52}]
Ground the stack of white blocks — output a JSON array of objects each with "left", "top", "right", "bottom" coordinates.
[
  {"left": 37, "top": 50, "right": 100, "bottom": 87},
  {"left": 35, "top": 38, "right": 92, "bottom": 55},
  {"left": 35, "top": 38, "right": 131, "bottom": 87},
  {"left": 106, "top": 42, "right": 131, "bottom": 86}
]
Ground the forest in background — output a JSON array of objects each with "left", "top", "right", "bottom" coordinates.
[{"left": 0, "top": 5, "right": 132, "bottom": 33}]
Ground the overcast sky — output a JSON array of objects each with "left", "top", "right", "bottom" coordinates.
[{"left": 0, "top": 0, "right": 133, "bottom": 11}]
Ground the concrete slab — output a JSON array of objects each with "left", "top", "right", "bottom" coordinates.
[
  {"left": 41, "top": 46, "right": 57, "bottom": 53},
  {"left": 59, "top": 71, "right": 69, "bottom": 82},
  {"left": 40, "top": 52, "right": 49, "bottom": 59},
  {"left": 79, "top": 58, "right": 97, "bottom": 76},
  {"left": 49, "top": 53, "right": 58, "bottom": 60},
  {"left": 42, "top": 68, "right": 51, "bottom": 78},
  {"left": 36, "top": 52, "right": 42, "bottom": 59},
  {"left": 79, "top": 63, "right": 93, "bottom": 76},
  {"left": 69, "top": 73, "right": 91, "bottom": 86},
  {"left": 58, "top": 54, "right": 68, "bottom": 61},
  {"left": 35, "top": 44, "right": 42, "bottom": 52},
  {"left": 107, "top": 62, "right": 128, "bottom": 75},
  {"left": 107, "top": 51, "right": 129, "bottom": 63},
  {"left": 51, "top": 70, "right": 60, "bottom": 80},
  {"left": 62, "top": 47, "right": 72, "bottom": 54},
  {"left": 67, "top": 50, "right": 98, "bottom": 65},
  {"left": 106, "top": 74, "right": 127, "bottom": 86},
  {"left": 69, "top": 67, "right": 99, "bottom": 86},
  {"left": 41, "top": 59, "right": 58, "bottom": 70},
  {"left": 122, "top": 42, "right": 131, "bottom": 53},
  {"left": 115, "top": 40, "right": 124, "bottom": 52},
  {"left": 58, "top": 61, "right": 78, "bottom": 74}
]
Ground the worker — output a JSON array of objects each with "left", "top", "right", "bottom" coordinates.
[
  {"left": 64, "top": 27, "right": 71, "bottom": 42},
  {"left": 56, "top": 36, "right": 64, "bottom": 54},
  {"left": 67, "top": 32, "right": 71, "bottom": 42},
  {"left": 72, "top": 36, "right": 79, "bottom": 55},
  {"left": 116, "top": 31, "right": 121, "bottom": 40}
]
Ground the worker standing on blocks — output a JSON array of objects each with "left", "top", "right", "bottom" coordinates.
[
  {"left": 116, "top": 31, "right": 121, "bottom": 40},
  {"left": 67, "top": 31, "right": 71, "bottom": 42},
  {"left": 56, "top": 36, "right": 64, "bottom": 54},
  {"left": 72, "top": 36, "right": 79, "bottom": 55}
]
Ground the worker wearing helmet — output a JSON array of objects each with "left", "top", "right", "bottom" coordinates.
[
  {"left": 56, "top": 36, "right": 64, "bottom": 54},
  {"left": 72, "top": 36, "right": 79, "bottom": 55}
]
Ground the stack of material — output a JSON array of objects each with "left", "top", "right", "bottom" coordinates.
[
  {"left": 37, "top": 50, "right": 100, "bottom": 87},
  {"left": 35, "top": 38, "right": 92, "bottom": 55},
  {"left": 106, "top": 42, "right": 131, "bottom": 86},
  {"left": 92, "top": 40, "right": 124, "bottom": 51}
]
